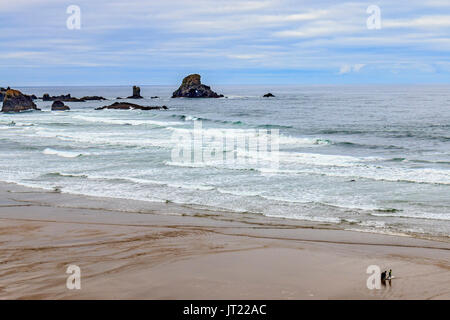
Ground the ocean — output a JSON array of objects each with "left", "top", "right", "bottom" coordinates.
[{"left": 1, "top": 85, "right": 449, "bottom": 238}]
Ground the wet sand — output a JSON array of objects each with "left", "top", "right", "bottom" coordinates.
[{"left": 0, "top": 182, "right": 448, "bottom": 299}]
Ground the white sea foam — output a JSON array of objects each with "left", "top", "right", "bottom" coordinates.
[
  {"left": 265, "top": 213, "right": 342, "bottom": 224},
  {"left": 168, "top": 126, "right": 330, "bottom": 147},
  {"left": 216, "top": 188, "right": 261, "bottom": 197},
  {"left": 43, "top": 148, "right": 86, "bottom": 158},
  {"left": 33, "top": 124, "right": 448, "bottom": 185},
  {"left": 32, "top": 128, "right": 174, "bottom": 148},
  {"left": 359, "top": 220, "right": 387, "bottom": 228},
  {"left": 370, "top": 211, "right": 450, "bottom": 221},
  {"left": 257, "top": 164, "right": 450, "bottom": 185},
  {"left": 53, "top": 173, "right": 215, "bottom": 192},
  {"left": 73, "top": 115, "right": 182, "bottom": 127}
]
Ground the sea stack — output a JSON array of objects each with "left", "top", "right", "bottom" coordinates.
[
  {"left": 51, "top": 101, "right": 70, "bottom": 111},
  {"left": 127, "top": 86, "right": 143, "bottom": 99},
  {"left": 1, "top": 89, "right": 40, "bottom": 112},
  {"left": 172, "top": 74, "right": 224, "bottom": 98}
]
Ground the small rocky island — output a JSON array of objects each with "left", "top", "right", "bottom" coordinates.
[
  {"left": 51, "top": 101, "right": 70, "bottom": 111},
  {"left": 172, "top": 74, "right": 223, "bottom": 98},
  {"left": 263, "top": 93, "right": 275, "bottom": 98},
  {"left": 95, "top": 102, "right": 167, "bottom": 111},
  {"left": 1, "top": 89, "right": 40, "bottom": 112}
]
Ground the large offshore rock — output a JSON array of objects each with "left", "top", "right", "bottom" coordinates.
[
  {"left": 2, "top": 89, "right": 40, "bottom": 112},
  {"left": 172, "top": 74, "right": 223, "bottom": 98}
]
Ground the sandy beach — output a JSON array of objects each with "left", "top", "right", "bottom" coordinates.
[{"left": 0, "top": 181, "right": 447, "bottom": 299}]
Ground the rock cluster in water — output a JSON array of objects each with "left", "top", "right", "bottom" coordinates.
[
  {"left": 95, "top": 102, "right": 167, "bottom": 110},
  {"left": 0, "top": 79, "right": 275, "bottom": 113},
  {"left": 41, "top": 94, "right": 106, "bottom": 102},
  {"left": 42, "top": 93, "right": 85, "bottom": 102},
  {"left": 172, "top": 74, "right": 224, "bottom": 98},
  {"left": 0, "top": 86, "right": 172, "bottom": 113},
  {"left": 1, "top": 89, "right": 40, "bottom": 112}
]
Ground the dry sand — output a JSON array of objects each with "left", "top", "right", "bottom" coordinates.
[{"left": 0, "top": 182, "right": 448, "bottom": 299}]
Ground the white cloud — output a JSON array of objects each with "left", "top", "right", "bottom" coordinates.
[
  {"left": 339, "top": 64, "right": 365, "bottom": 74},
  {"left": 353, "top": 64, "right": 365, "bottom": 72},
  {"left": 227, "top": 54, "right": 266, "bottom": 60},
  {"left": 1, "top": 0, "right": 450, "bottom": 78},
  {"left": 384, "top": 15, "right": 450, "bottom": 28}
]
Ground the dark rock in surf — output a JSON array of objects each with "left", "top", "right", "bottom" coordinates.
[
  {"left": 2, "top": 89, "right": 40, "bottom": 112},
  {"left": 95, "top": 102, "right": 167, "bottom": 111},
  {"left": 172, "top": 74, "right": 224, "bottom": 98},
  {"left": 263, "top": 93, "right": 275, "bottom": 98},
  {"left": 51, "top": 100, "right": 70, "bottom": 111},
  {"left": 81, "top": 96, "right": 107, "bottom": 101},
  {"left": 127, "top": 86, "right": 143, "bottom": 99},
  {"left": 0, "top": 87, "right": 7, "bottom": 101},
  {"left": 151, "top": 96, "right": 159, "bottom": 99}
]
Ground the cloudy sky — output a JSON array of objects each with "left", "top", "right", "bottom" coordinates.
[{"left": 1, "top": 0, "right": 450, "bottom": 85}]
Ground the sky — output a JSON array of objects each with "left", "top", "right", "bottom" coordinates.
[{"left": 1, "top": 0, "right": 450, "bottom": 85}]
